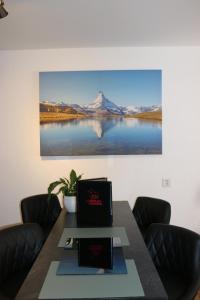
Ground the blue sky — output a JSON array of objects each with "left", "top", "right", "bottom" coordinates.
[{"left": 39, "top": 70, "right": 162, "bottom": 106}]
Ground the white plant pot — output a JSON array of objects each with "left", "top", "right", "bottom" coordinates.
[{"left": 64, "top": 196, "right": 76, "bottom": 213}]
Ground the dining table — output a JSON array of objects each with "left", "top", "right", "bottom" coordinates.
[{"left": 15, "top": 201, "right": 168, "bottom": 300}]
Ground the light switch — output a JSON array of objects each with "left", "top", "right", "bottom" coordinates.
[{"left": 162, "top": 178, "right": 170, "bottom": 188}]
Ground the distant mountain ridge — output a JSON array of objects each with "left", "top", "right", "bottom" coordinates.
[
  {"left": 40, "top": 102, "right": 78, "bottom": 114},
  {"left": 40, "top": 91, "right": 161, "bottom": 116}
]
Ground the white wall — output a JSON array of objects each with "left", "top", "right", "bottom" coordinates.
[{"left": 0, "top": 47, "right": 200, "bottom": 233}]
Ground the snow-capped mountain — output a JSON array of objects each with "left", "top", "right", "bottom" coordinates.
[
  {"left": 70, "top": 104, "right": 86, "bottom": 114},
  {"left": 136, "top": 105, "right": 161, "bottom": 113},
  {"left": 119, "top": 104, "right": 161, "bottom": 115},
  {"left": 41, "top": 100, "right": 57, "bottom": 106},
  {"left": 120, "top": 105, "right": 140, "bottom": 115},
  {"left": 85, "top": 91, "right": 123, "bottom": 115},
  {"left": 149, "top": 105, "right": 162, "bottom": 112},
  {"left": 41, "top": 100, "right": 68, "bottom": 107},
  {"left": 40, "top": 92, "right": 161, "bottom": 116}
]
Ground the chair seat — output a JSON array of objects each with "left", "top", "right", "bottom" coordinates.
[
  {"left": 0, "top": 269, "right": 29, "bottom": 300},
  {"left": 43, "top": 226, "right": 53, "bottom": 239},
  {"left": 158, "top": 270, "right": 187, "bottom": 300}
]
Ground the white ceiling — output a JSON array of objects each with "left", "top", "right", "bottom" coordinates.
[{"left": 0, "top": 0, "right": 200, "bottom": 50}]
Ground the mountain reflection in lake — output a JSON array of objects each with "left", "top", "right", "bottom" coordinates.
[{"left": 40, "top": 117, "right": 162, "bottom": 156}]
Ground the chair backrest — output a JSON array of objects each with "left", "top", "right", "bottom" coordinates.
[
  {"left": 0, "top": 223, "right": 44, "bottom": 285},
  {"left": 133, "top": 196, "right": 171, "bottom": 232},
  {"left": 145, "top": 224, "right": 200, "bottom": 299},
  {"left": 21, "top": 194, "right": 61, "bottom": 232}
]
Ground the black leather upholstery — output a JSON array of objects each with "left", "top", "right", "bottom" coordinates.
[
  {"left": 21, "top": 194, "right": 61, "bottom": 239},
  {"left": 132, "top": 196, "right": 171, "bottom": 236},
  {"left": 145, "top": 224, "right": 200, "bottom": 300},
  {"left": 0, "top": 223, "right": 44, "bottom": 300}
]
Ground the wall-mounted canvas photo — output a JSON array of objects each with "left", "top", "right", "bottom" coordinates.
[{"left": 39, "top": 70, "right": 162, "bottom": 156}]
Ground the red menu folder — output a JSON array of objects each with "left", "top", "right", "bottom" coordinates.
[
  {"left": 78, "top": 238, "right": 113, "bottom": 269},
  {"left": 76, "top": 178, "right": 113, "bottom": 227}
]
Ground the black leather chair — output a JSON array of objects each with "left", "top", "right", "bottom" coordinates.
[
  {"left": 0, "top": 223, "right": 44, "bottom": 300},
  {"left": 21, "top": 194, "right": 61, "bottom": 239},
  {"left": 132, "top": 196, "right": 171, "bottom": 237},
  {"left": 145, "top": 224, "right": 200, "bottom": 300}
]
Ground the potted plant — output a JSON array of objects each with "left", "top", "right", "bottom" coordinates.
[{"left": 48, "top": 169, "right": 82, "bottom": 213}]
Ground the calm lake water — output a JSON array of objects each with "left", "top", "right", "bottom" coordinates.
[{"left": 40, "top": 117, "right": 162, "bottom": 156}]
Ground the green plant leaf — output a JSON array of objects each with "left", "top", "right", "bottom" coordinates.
[
  {"left": 64, "top": 178, "right": 70, "bottom": 186},
  {"left": 59, "top": 178, "right": 67, "bottom": 185},
  {"left": 70, "top": 169, "right": 77, "bottom": 184},
  {"left": 48, "top": 181, "right": 62, "bottom": 194},
  {"left": 48, "top": 170, "right": 82, "bottom": 198},
  {"left": 77, "top": 174, "right": 83, "bottom": 181},
  {"left": 57, "top": 185, "right": 68, "bottom": 196}
]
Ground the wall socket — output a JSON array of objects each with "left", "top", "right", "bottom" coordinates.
[{"left": 162, "top": 178, "right": 170, "bottom": 188}]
